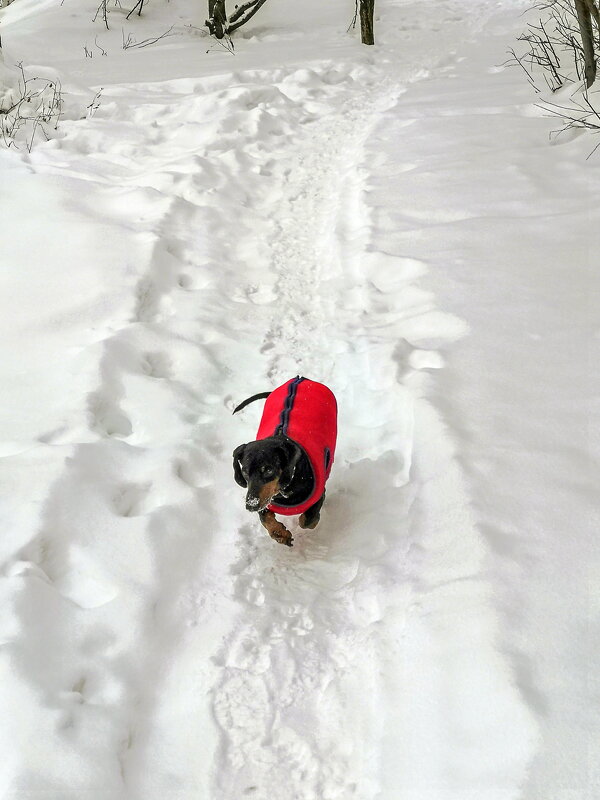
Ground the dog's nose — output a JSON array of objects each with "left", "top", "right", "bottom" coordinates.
[{"left": 246, "top": 495, "right": 260, "bottom": 511}]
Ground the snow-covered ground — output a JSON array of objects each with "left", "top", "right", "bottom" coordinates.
[{"left": 0, "top": 0, "right": 597, "bottom": 798}]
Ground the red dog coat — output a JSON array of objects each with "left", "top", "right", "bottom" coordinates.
[{"left": 256, "top": 376, "right": 337, "bottom": 516}]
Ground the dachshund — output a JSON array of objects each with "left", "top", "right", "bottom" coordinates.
[{"left": 232, "top": 376, "right": 337, "bottom": 547}]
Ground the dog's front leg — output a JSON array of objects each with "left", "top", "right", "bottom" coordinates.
[{"left": 259, "top": 510, "right": 293, "bottom": 547}]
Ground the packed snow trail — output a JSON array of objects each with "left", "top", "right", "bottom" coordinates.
[{"left": 0, "top": 1, "right": 545, "bottom": 798}]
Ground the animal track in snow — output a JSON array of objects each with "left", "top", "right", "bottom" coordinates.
[
  {"left": 88, "top": 392, "right": 133, "bottom": 438},
  {"left": 231, "top": 283, "right": 276, "bottom": 305},
  {"left": 133, "top": 277, "right": 161, "bottom": 322},
  {"left": 112, "top": 482, "right": 155, "bottom": 517},
  {"left": 140, "top": 351, "right": 172, "bottom": 380},
  {"left": 173, "top": 457, "right": 213, "bottom": 489},
  {"left": 177, "top": 273, "right": 193, "bottom": 289}
]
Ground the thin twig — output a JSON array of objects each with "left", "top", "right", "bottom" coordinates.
[
  {"left": 126, "top": 0, "right": 145, "bottom": 20},
  {"left": 122, "top": 25, "right": 176, "bottom": 49}
]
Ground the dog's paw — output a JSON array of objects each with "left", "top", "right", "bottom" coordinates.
[
  {"left": 271, "top": 524, "right": 293, "bottom": 547},
  {"left": 299, "top": 513, "right": 319, "bottom": 530},
  {"left": 275, "top": 532, "right": 293, "bottom": 547}
]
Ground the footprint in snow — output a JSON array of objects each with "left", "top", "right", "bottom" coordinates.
[
  {"left": 88, "top": 392, "right": 133, "bottom": 438},
  {"left": 133, "top": 277, "right": 161, "bottom": 322},
  {"left": 177, "top": 273, "right": 193, "bottom": 290},
  {"left": 231, "top": 284, "right": 276, "bottom": 305},
  {"left": 173, "top": 458, "right": 213, "bottom": 489},
  {"left": 140, "top": 351, "right": 172, "bottom": 380},
  {"left": 112, "top": 482, "right": 154, "bottom": 517}
]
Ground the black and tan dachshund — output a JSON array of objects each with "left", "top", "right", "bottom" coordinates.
[{"left": 232, "top": 377, "right": 337, "bottom": 547}]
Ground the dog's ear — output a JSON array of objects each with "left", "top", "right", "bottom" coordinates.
[
  {"left": 232, "top": 444, "right": 247, "bottom": 488},
  {"left": 278, "top": 441, "right": 302, "bottom": 490}
]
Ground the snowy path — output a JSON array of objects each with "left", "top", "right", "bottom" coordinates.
[{"left": 0, "top": 2, "right": 551, "bottom": 799}]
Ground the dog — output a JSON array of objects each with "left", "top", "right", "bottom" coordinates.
[{"left": 232, "top": 376, "right": 337, "bottom": 546}]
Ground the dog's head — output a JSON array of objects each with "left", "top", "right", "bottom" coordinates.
[{"left": 233, "top": 437, "right": 301, "bottom": 512}]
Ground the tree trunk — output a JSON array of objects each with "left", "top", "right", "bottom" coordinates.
[
  {"left": 207, "top": 0, "right": 269, "bottom": 38},
  {"left": 574, "top": 0, "right": 597, "bottom": 87},
  {"left": 207, "top": 0, "right": 226, "bottom": 39},
  {"left": 586, "top": 0, "right": 600, "bottom": 29},
  {"left": 359, "top": 0, "right": 375, "bottom": 46}
]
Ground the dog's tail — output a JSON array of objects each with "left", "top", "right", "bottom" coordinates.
[{"left": 233, "top": 391, "right": 271, "bottom": 415}]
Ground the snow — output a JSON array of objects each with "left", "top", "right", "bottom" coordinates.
[{"left": 0, "top": 0, "right": 597, "bottom": 798}]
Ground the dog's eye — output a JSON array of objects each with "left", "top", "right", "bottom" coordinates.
[{"left": 262, "top": 466, "right": 275, "bottom": 479}]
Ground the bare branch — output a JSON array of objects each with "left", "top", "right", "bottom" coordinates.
[
  {"left": 126, "top": 0, "right": 145, "bottom": 20},
  {"left": 227, "top": 0, "right": 270, "bottom": 33},
  {"left": 122, "top": 25, "right": 176, "bottom": 50}
]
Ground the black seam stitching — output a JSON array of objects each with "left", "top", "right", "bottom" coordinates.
[{"left": 274, "top": 376, "right": 305, "bottom": 436}]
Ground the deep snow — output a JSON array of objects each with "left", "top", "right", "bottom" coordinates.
[{"left": 0, "top": 0, "right": 597, "bottom": 798}]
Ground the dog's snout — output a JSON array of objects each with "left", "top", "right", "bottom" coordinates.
[{"left": 246, "top": 495, "right": 260, "bottom": 511}]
